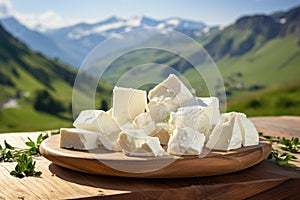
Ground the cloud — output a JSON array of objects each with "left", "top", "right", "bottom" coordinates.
[
  {"left": 14, "top": 10, "right": 85, "bottom": 31},
  {"left": 0, "top": 0, "right": 12, "bottom": 18},
  {"left": 0, "top": 0, "right": 95, "bottom": 31},
  {"left": 14, "top": 10, "right": 82, "bottom": 31}
]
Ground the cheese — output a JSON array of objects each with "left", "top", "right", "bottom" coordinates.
[
  {"left": 132, "top": 112, "right": 156, "bottom": 136},
  {"left": 112, "top": 86, "right": 147, "bottom": 126},
  {"left": 167, "top": 127, "right": 205, "bottom": 155},
  {"left": 60, "top": 128, "right": 100, "bottom": 150},
  {"left": 237, "top": 114, "right": 259, "bottom": 146},
  {"left": 182, "top": 97, "right": 220, "bottom": 129},
  {"left": 151, "top": 123, "right": 171, "bottom": 145},
  {"left": 147, "top": 74, "right": 193, "bottom": 123},
  {"left": 98, "top": 132, "right": 121, "bottom": 151},
  {"left": 73, "top": 110, "right": 103, "bottom": 131},
  {"left": 116, "top": 130, "right": 165, "bottom": 157},
  {"left": 169, "top": 106, "right": 212, "bottom": 138},
  {"left": 206, "top": 112, "right": 243, "bottom": 151},
  {"left": 147, "top": 96, "right": 179, "bottom": 123},
  {"left": 73, "top": 109, "right": 122, "bottom": 151},
  {"left": 148, "top": 74, "right": 193, "bottom": 104}
]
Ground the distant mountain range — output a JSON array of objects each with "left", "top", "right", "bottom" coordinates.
[{"left": 0, "top": 16, "right": 209, "bottom": 68}]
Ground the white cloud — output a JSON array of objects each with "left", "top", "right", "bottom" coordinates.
[
  {"left": 0, "top": 0, "right": 12, "bottom": 18},
  {"left": 0, "top": 0, "right": 96, "bottom": 31},
  {"left": 14, "top": 10, "right": 83, "bottom": 31}
]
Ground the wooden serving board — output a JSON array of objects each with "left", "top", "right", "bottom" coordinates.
[{"left": 40, "top": 135, "right": 271, "bottom": 178}]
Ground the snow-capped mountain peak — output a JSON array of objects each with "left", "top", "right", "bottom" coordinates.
[
  {"left": 58, "top": 16, "right": 206, "bottom": 40},
  {"left": 1, "top": 15, "right": 208, "bottom": 68}
]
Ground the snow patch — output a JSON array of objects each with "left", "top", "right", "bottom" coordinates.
[{"left": 166, "top": 19, "right": 180, "bottom": 26}]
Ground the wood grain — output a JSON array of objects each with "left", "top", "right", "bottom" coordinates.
[
  {"left": 250, "top": 116, "right": 300, "bottom": 138},
  {"left": 40, "top": 135, "right": 271, "bottom": 178},
  {"left": 0, "top": 116, "right": 299, "bottom": 199}
]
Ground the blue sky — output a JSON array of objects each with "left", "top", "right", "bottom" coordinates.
[{"left": 2, "top": 0, "right": 300, "bottom": 30}]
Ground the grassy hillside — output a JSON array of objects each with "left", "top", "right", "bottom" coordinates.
[
  {"left": 227, "top": 81, "right": 300, "bottom": 116},
  {"left": 217, "top": 36, "right": 300, "bottom": 89},
  {"left": 0, "top": 25, "right": 112, "bottom": 133}
]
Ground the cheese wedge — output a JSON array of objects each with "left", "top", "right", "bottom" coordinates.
[
  {"left": 73, "top": 109, "right": 121, "bottom": 151},
  {"left": 117, "top": 130, "right": 165, "bottom": 157},
  {"left": 73, "top": 110, "right": 104, "bottom": 131},
  {"left": 60, "top": 128, "right": 100, "bottom": 150},
  {"left": 237, "top": 114, "right": 259, "bottom": 146},
  {"left": 167, "top": 127, "right": 205, "bottom": 155},
  {"left": 147, "top": 74, "right": 193, "bottom": 123},
  {"left": 148, "top": 74, "right": 193, "bottom": 104},
  {"left": 112, "top": 86, "right": 147, "bottom": 126},
  {"left": 151, "top": 123, "right": 171, "bottom": 145},
  {"left": 169, "top": 106, "right": 212, "bottom": 138},
  {"left": 147, "top": 96, "right": 179, "bottom": 123},
  {"left": 206, "top": 112, "right": 243, "bottom": 151},
  {"left": 182, "top": 97, "right": 220, "bottom": 129},
  {"left": 132, "top": 112, "right": 156, "bottom": 136}
]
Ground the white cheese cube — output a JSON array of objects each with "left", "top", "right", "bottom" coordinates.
[
  {"left": 182, "top": 97, "right": 220, "bottom": 128},
  {"left": 73, "top": 110, "right": 103, "bottom": 131},
  {"left": 112, "top": 86, "right": 147, "bottom": 126},
  {"left": 151, "top": 123, "right": 171, "bottom": 145},
  {"left": 147, "top": 96, "right": 179, "bottom": 123},
  {"left": 132, "top": 113, "right": 156, "bottom": 136},
  {"left": 169, "top": 106, "right": 212, "bottom": 138},
  {"left": 237, "top": 115, "right": 259, "bottom": 146},
  {"left": 116, "top": 130, "right": 165, "bottom": 157},
  {"left": 206, "top": 112, "right": 243, "bottom": 151},
  {"left": 167, "top": 127, "right": 205, "bottom": 155},
  {"left": 60, "top": 128, "right": 100, "bottom": 150},
  {"left": 148, "top": 74, "right": 193, "bottom": 104},
  {"left": 73, "top": 109, "right": 122, "bottom": 151}
]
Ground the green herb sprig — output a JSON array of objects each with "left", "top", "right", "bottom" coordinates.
[
  {"left": 280, "top": 137, "right": 299, "bottom": 153},
  {"left": 26, "top": 133, "right": 49, "bottom": 156},
  {"left": 0, "top": 132, "right": 52, "bottom": 178},
  {"left": 10, "top": 154, "right": 42, "bottom": 178},
  {"left": 259, "top": 132, "right": 299, "bottom": 167}
]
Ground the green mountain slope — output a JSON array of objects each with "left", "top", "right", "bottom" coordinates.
[
  {"left": 0, "top": 24, "right": 112, "bottom": 133},
  {"left": 227, "top": 81, "right": 300, "bottom": 116}
]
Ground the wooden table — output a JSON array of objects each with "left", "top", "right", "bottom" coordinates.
[{"left": 0, "top": 116, "right": 299, "bottom": 199}]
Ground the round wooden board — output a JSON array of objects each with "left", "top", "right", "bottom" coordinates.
[{"left": 40, "top": 135, "right": 272, "bottom": 178}]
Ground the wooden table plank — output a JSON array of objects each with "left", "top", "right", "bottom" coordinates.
[
  {"left": 250, "top": 116, "right": 300, "bottom": 138},
  {"left": 0, "top": 116, "right": 300, "bottom": 199}
]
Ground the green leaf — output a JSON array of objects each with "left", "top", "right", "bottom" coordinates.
[
  {"left": 4, "top": 140, "right": 14, "bottom": 150},
  {"left": 10, "top": 153, "right": 42, "bottom": 178},
  {"left": 35, "top": 171, "right": 42, "bottom": 176},
  {"left": 25, "top": 141, "right": 36, "bottom": 148},
  {"left": 36, "top": 134, "right": 43, "bottom": 145},
  {"left": 51, "top": 130, "right": 60, "bottom": 136}
]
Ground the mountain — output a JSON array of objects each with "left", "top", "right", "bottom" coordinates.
[
  {"left": 203, "top": 6, "right": 300, "bottom": 61},
  {"left": 0, "top": 17, "right": 72, "bottom": 63},
  {"left": 44, "top": 16, "right": 207, "bottom": 68},
  {"left": 0, "top": 24, "right": 112, "bottom": 132},
  {"left": 188, "top": 5, "right": 300, "bottom": 104},
  {"left": 0, "top": 15, "right": 207, "bottom": 68}
]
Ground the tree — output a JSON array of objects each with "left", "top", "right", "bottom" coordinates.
[
  {"left": 100, "top": 99, "right": 109, "bottom": 111},
  {"left": 33, "top": 90, "right": 65, "bottom": 115}
]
